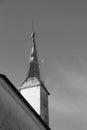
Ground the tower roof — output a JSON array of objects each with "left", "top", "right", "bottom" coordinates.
[
  {"left": 26, "top": 30, "right": 41, "bottom": 81},
  {"left": 20, "top": 28, "right": 50, "bottom": 95}
]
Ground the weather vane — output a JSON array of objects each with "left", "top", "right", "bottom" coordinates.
[{"left": 31, "top": 21, "right": 35, "bottom": 39}]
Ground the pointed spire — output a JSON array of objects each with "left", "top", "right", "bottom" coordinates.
[{"left": 26, "top": 23, "right": 41, "bottom": 81}]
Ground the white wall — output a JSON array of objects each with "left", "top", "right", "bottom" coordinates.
[{"left": 21, "top": 86, "right": 40, "bottom": 114}]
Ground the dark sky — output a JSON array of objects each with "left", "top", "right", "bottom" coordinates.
[{"left": 1, "top": 0, "right": 87, "bottom": 130}]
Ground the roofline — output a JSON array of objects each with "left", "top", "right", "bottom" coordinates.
[
  {"left": 0, "top": 74, "right": 51, "bottom": 130},
  {"left": 40, "top": 81, "right": 50, "bottom": 95},
  {"left": 19, "top": 78, "right": 50, "bottom": 95}
]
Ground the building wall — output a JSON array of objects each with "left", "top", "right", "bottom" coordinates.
[
  {"left": 21, "top": 86, "right": 40, "bottom": 114},
  {"left": 41, "top": 86, "right": 49, "bottom": 125},
  {"left": 0, "top": 78, "right": 48, "bottom": 130}
]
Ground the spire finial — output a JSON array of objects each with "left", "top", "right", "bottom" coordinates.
[
  {"left": 31, "top": 21, "right": 36, "bottom": 43},
  {"left": 32, "top": 20, "right": 34, "bottom": 33}
]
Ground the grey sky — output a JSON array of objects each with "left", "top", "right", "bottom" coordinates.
[{"left": 0, "top": 0, "right": 87, "bottom": 130}]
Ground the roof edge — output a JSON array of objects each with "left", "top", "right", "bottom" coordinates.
[{"left": 0, "top": 73, "right": 51, "bottom": 130}]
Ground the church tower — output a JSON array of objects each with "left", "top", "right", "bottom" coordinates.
[{"left": 19, "top": 28, "right": 50, "bottom": 126}]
